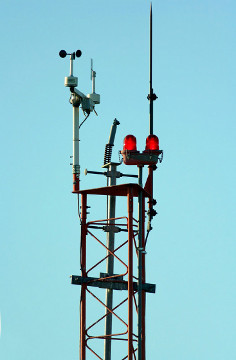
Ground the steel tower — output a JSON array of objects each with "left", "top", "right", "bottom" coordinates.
[{"left": 59, "top": 4, "right": 163, "bottom": 360}]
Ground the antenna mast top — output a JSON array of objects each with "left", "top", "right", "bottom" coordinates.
[
  {"left": 91, "top": 58, "right": 96, "bottom": 93},
  {"left": 88, "top": 58, "right": 100, "bottom": 105},
  {"left": 148, "top": 2, "right": 157, "bottom": 135}
]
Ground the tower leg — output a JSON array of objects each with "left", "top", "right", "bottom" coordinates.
[
  {"left": 80, "top": 194, "right": 87, "bottom": 360},
  {"left": 128, "top": 189, "right": 134, "bottom": 360},
  {"left": 138, "top": 167, "right": 143, "bottom": 360},
  {"left": 141, "top": 193, "right": 146, "bottom": 360}
]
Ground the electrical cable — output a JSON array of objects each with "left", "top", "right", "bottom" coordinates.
[
  {"left": 79, "top": 113, "right": 90, "bottom": 129},
  {"left": 144, "top": 228, "right": 151, "bottom": 247}
]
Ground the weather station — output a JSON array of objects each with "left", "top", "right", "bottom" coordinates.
[{"left": 59, "top": 4, "right": 163, "bottom": 360}]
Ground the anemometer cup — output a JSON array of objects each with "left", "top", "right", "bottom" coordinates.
[
  {"left": 59, "top": 49, "right": 82, "bottom": 59},
  {"left": 59, "top": 50, "right": 67, "bottom": 58},
  {"left": 75, "top": 50, "right": 82, "bottom": 58}
]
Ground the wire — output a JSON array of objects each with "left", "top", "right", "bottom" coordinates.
[
  {"left": 79, "top": 113, "right": 90, "bottom": 129},
  {"left": 144, "top": 228, "right": 152, "bottom": 247}
]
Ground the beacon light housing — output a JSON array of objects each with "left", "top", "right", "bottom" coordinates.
[
  {"left": 121, "top": 134, "right": 162, "bottom": 166},
  {"left": 123, "top": 135, "right": 137, "bottom": 151},
  {"left": 145, "top": 134, "right": 159, "bottom": 151}
]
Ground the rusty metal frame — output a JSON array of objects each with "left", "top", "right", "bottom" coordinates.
[{"left": 77, "top": 184, "right": 152, "bottom": 360}]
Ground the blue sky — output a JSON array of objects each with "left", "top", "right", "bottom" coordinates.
[{"left": 0, "top": 0, "right": 235, "bottom": 359}]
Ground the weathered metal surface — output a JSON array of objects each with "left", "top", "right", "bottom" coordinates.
[
  {"left": 71, "top": 275, "right": 156, "bottom": 293},
  {"left": 78, "top": 183, "right": 151, "bottom": 198}
]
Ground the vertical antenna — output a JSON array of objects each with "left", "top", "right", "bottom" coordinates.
[
  {"left": 148, "top": 2, "right": 157, "bottom": 135},
  {"left": 150, "top": 2, "right": 153, "bottom": 135},
  {"left": 91, "top": 58, "right": 93, "bottom": 80},
  {"left": 91, "top": 58, "right": 96, "bottom": 93}
]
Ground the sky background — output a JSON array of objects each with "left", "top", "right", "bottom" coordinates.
[{"left": 0, "top": 0, "right": 236, "bottom": 359}]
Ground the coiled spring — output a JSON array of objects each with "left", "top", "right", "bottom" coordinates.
[{"left": 104, "top": 144, "right": 113, "bottom": 165}]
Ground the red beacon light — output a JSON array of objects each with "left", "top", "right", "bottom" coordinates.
[
  {"left": 145, "top": 134, "right": 159, "bottom": 151},
  {"left": 121, "top": 134, "right": 161, "bottom": 165},
  {"left": 123, "top": 135, "right": 137, "bottom": 151}
]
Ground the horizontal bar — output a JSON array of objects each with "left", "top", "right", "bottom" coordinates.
[
  {"left": 79, "top": 183, "right": 151, "bottom": 198},
  {"left": 87, "top": 225, "right": 128, "bottom": 233},
  {"left": 71, "top": 275, "right": 156, "bottom": 293},
  {"left": 120, "top": 173, "right": 138, "bottom": 179},
  {"left": 100, "top": 273, "right": 124, "bottom": 281},
  {"left": 85, "top": 170, "right": 138, "bottom": 179},
  {"left": 85, "top": 170, "right": 105, "bottom": 176}
]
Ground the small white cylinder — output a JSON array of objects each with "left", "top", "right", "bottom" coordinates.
[
  {"left": 70, "top": 56, "right": 74, "bottom": 76},
  {"left": 92, "top": 71, "right": 96, "bottom": 93}
]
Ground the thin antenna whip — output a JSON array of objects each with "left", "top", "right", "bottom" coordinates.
[
  {"left": 91, "top": 59, "right": 93, "bottom": 80},
  {"left": 148, "top": 2, "right": 157, "bottom": 135}
]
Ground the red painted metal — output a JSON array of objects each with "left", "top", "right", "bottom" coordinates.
[
  {"left": 73, "top": 173, "right": 80, "bottom": 193},
  {"left": 79, "top": 183, "right": 150, "bottom": 198},
  {"left": 86, "top": 294, "right": 129, "bottom": 334},
  {"left": 80, "top": 193, "right": 87, "bottom": 360},
  {"left": 77, "top": 184, "right": 151, "bottom": 359},
  {"left": 141, "top": 193, "right": 146, "bottom": 360},
  {"left": 144, "top": 167, "right": 153, "bottom": 197},
  {"left": 127, "top": 189, "right": 134, "bottom": 360}
]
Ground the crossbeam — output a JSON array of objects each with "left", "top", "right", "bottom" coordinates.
[{"left": 71, "top": 275, "right": 156, "bottom": 293}]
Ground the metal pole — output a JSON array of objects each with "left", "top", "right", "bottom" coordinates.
[
  {"left": 148, "top": 4, "right": 155, "bottom": 232},
  {"left": 147, "top": 166, "right": 153, "bottom": 232},
  {"left": 128, "top": 188, "right": 134, "bottom": 360},
  {"left": 70, "top": 54, "right": 74, "bottom": 76},
  {"left": 104, "top": 163, "right": 117, "bottom": 360},
  {"left": 92, "top": 70, "right": 96, "bottom": 93},
  {"left": 149, "top": 3, "right": 153, "bottom": 136},
  {"left": 138, "top": 166, "right": 143, "bottom": 360},
  {"left": 141, "top": 193, "right": 146, "bottom": 360},
  {"left": 80, "top": 193, "right": 87, "bottom": 360},
  {"left": 73, "top": 106, "right": 80, "bottom": 192}
]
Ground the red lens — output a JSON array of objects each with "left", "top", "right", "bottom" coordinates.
[
  {"left": 123, "top": 135, "right": 137, "bottom": 151},
  {"left": 145, "top": 135, "right": 159, "bottom": 150}
]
